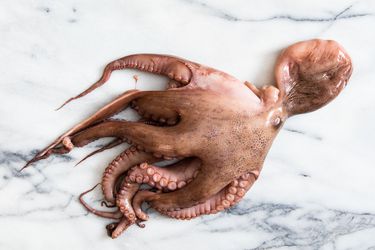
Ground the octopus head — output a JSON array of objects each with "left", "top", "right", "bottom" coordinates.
[{"left": 275, "top": 39, "right": 353, "bottom": 117}]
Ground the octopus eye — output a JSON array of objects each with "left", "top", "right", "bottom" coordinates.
[{"left": 275, "top": 39, "right": 352, "bottom": 116}]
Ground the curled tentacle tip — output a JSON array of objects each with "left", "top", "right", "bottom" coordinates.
[
  {"left": 106, "top": 223, "right": 118, "bottom": 237},
  {"left": 101, "top": 200, "right": 116, "bottom": 208},
  {"left": 136, "top": 221, "right": 146, "bottom": 228}
]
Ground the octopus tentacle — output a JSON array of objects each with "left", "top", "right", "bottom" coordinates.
[
  {"left": 127, "top": 158, "right": 200, "bottom": 191},
  {"left": 131, "top": 171, "right": 257, "bottom": 221},
  {"left": 161, "top": 172, "right": 257, "bottom": 220},
  {"left": 101, "top": 200, "right": 116, "bottom": 208},
  {"left": 69, "top": 120, "right": 190, "bottom": 158},
  {"left": 106, "top": 222, "right": 119, "bottom": 237},
  {"left": 168, "top": 79, "right": 184, "bottom": 89},
  {"left": 115, "top": 181, "right": 139, "bottom": 223},
  {"left": 131, "top": 103, "right": 178, "bottom": 126},
  {"left": 79, "top": 151, "right": 200, "bottom": 238},
  {"left": 110, "top": 217, "right": 132, "bottom": 239},
  {"left": 133, "top": 190, "right": 154, "bottom": 221},
  {"left": 57, "top": 54, "right": 197, "bottom": 110},
  {"left": 116, "top": 158, "right": 200, "bottom": 221},
  {"left": 101, "top": 146, "right": 157, "bottom": 203},
  {"left": 75, "top": 138, "right": 124, "bottom": 166},
  {"left": 79, "top": 184, "right": 122, "bottom": 219},
  {"left": 130, "top": 90, "right": 189, "bottom": 126},
  {"left": 19, "top": 146, "right": 71, "bottom": 171},
  {"left": 148, "top": 166, "right": 231, "bottom": 210},
  {"left": 22, "top": 89, "right": 143, "bottom": 170}
]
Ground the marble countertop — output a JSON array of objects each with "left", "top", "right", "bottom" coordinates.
[{"left": 1, "top": 0, "right": 375, "bottom": 249}]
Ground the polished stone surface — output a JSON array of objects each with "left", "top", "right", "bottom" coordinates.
[{"left": 1, "top": 0, "right": 375, "bottom": 249}]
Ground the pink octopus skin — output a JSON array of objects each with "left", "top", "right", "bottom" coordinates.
[{"left": 23, "top": 39, "right": 352, "bottom": 238}]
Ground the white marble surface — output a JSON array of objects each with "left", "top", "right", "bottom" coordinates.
[{"left": 1, "top": 0, "right": 375, "bottom": 249}]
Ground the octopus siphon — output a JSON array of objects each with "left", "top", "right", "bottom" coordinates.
[{"left": 22, "top": 39, "right": 352, "bottom": 238}]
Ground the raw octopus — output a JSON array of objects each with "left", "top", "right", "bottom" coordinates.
[{"left": 23, "top": 39, "right": 352, "bottom": 238}]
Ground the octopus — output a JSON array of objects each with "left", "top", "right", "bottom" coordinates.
[{"left": 22, "top": 39, "right": 352, "bottom": 238}]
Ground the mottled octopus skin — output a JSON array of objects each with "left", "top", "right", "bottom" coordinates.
[{"left": 23, "top": 39, "right": 352, "bottom": 238}]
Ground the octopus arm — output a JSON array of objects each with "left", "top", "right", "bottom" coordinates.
[
  {"left": 56, "top": 54, "right": 197, "bottom": 110},
  {"left": 21, "top": 90, "right": 144, "bottom": 170}
]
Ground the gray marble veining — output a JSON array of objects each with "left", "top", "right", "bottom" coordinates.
[{"left": 1, "top": 0, "right": 375, "bottom": 249}]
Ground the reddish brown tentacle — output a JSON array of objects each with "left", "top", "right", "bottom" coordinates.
[
  {"left": 68, "top": 118, "right": 189, "bottom": 159},
  {"left": 101, "top": 147, "right": 158, "bottom": 203},
  {"left": 106, "top": 222, "right": 119, "bottom": 237},
  {"left": 127, "top": 158, "right": 200, "bottom": 192},
  {"left": 135, "top": 220, "right": 146, "bottom": 228},
  {"left": 130, "top": 91, "right": 181, "bottom": 126},
  {"left": 55, "top": 63, "right": 113, "bottom": 110},
  {"left": 125, "top": 158, "right": 200, "bottom": 220},
  {"left": 111, "top": 217, "right": 132, "bottom": 239},
  {"left": 148, "top": 165, "right": 232, "bottom": 211},
  {"left": 75, "top": 138, "right": 124, "bottom": 167},
  {"left": 101, "top": 201, "right": 116, "bottom": 208},
  {"left": 133, "top": 190, "right": 154, "bottom": 221},
  {"left": 115, "top": 181, "right": 139, "bottom": 223},
  {"left": 22, "top": 90, "right": 142, "bottom": 170},
  {"left": 79, "top": 184, "right": 122, "bottom": 219},
  {"left": 160, "top": 172, "right": 257, "bottom": 220},
  {"left": 56, "top": 54, "right": 196, "bottom": 109}
]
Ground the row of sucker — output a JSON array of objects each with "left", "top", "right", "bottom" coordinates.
[
  {"left": 130, "top": 100, "right": 178, "bottom": 126},
  {"left": 114, "top": 159, "right": 200, "bottom": 221},
  {"left": 110, "top": 56, "right": 191, "bottom": 84},
  {"left": 102, "top": 56, "right": 192, "bottom": 237},
  {"left": 101, "top": 146, "right": 157, "bottom": 203},
  {"left": 158, "top": 172, "right": 256, "bottom": 220},
  {"left": 115, "top": 181, "right": 139, "bottom": 223},
  {"left": 125, "top": 162, "right": 199, "bottom": 191}
]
